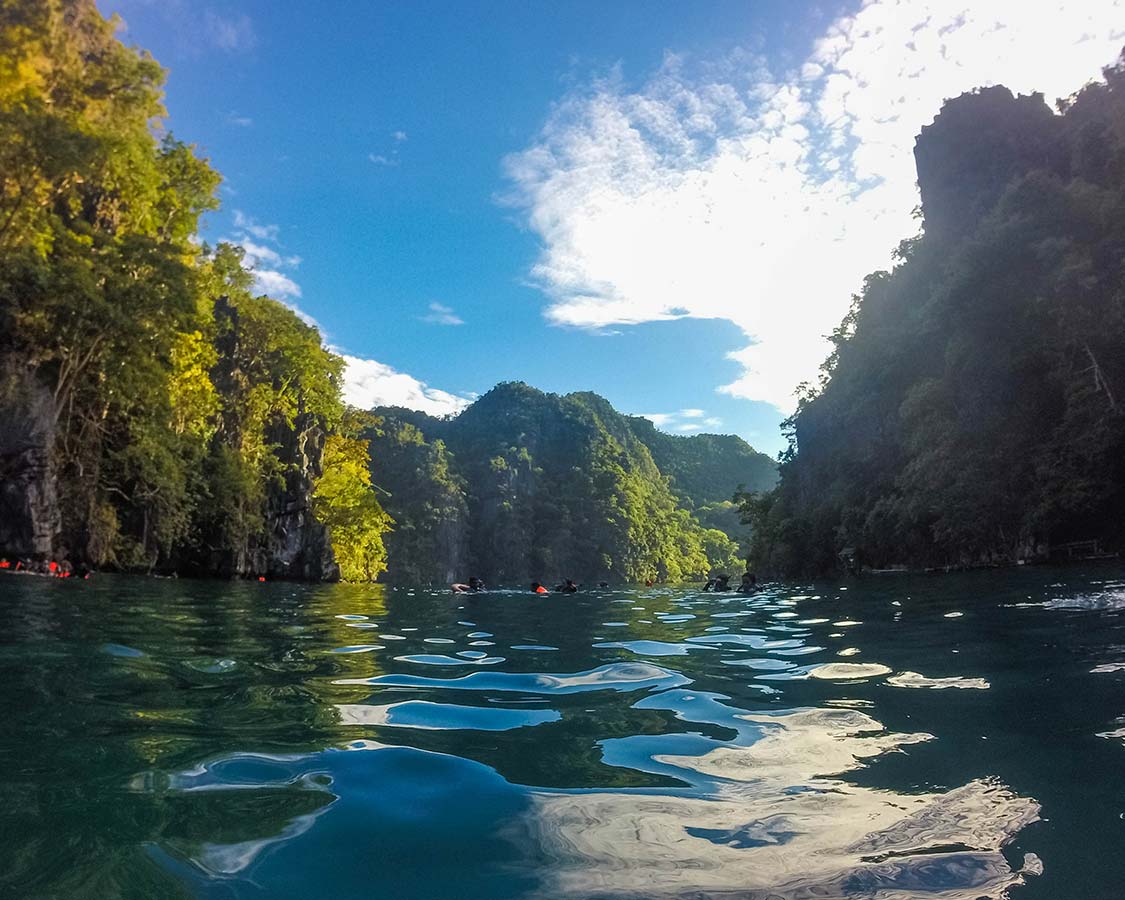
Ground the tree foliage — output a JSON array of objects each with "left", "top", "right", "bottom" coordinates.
[
  {"left": 312, "top": 424, "right": 392, "bottom": 582},
  {"left": 0, "top": 0, "right": 390, "bottom": 579},
  {"left": 369, "top": 385, "right": 770, "bottom": 584},
  {"left": 742, "top": 62, "right": 1125, "bottom": 574},
  {"left": 365, "top": 416, "right": 469, "bottom": 585}
]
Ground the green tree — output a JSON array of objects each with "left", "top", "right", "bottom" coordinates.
[
  {"left": 313, "top": 427, "right": 392, "bottom": 582},
  {"left": 0, "top": 1, "right": 392, "bottom": 580}
]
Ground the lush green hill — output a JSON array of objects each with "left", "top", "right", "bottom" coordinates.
[
  {"left": 743, "top": 59, "right": 1125, "bottom": 574},
  {"left": 625, "top": 417, "right": 777, "bottom": 561},
  {"left": 626, "top": 418, "right": 777, "bottom": 502},
  {"left": 368, "top": 384, "right": 775, "bottom": 584}
]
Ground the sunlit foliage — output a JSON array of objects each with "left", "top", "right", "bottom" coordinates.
[{"left": 0, "top": 0, "right": 390, "bottom": 578}]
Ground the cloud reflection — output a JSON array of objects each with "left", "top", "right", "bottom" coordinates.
[{"left": 514, "top": 700, "right": 1040, "bottom": 898}]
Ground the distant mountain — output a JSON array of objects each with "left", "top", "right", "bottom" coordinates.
[
  {"left": 625, "top": 417, "right": 776, "bottom": 501},
  {"left": 366, "top": 383, "right": 776, "bottom": 584},
  {"left": 624, "top": 416, "right": 777, "bottom": 561}
]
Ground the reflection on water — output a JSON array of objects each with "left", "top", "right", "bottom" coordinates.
[
  {"left": 523, "top": 706, "right": 1038, "bottom": 899},
  {"left": 2, "top": 569, "right": 1125, "bottom": 898},
  {"left": 888, "top": 671, "right": 991, "bottom": 690},
  {"left": 335, "top": 700, "right": 561, "bottom": 730}
]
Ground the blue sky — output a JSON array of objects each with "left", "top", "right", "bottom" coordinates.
[{"left": 104, "top": 1, "right": 1123, "bottom": 457}]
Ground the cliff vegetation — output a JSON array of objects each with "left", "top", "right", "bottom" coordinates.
[{"left": 741, "top": 59, "right": 1125, "bottom": 574}]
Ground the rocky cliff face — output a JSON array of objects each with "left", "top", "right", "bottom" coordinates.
[
  {"left": 430, "top": 512, "right": 469, "bottom": 584},
  {"left": 192, "top": 413, "right": 339, "bottom": 581},
  {"left": 260, "top": 414, "right": 339, "bottom": 581},
  {"left": 0, "top": 368, "right": 60, "bottom": 559},
  {"left": 913, "top": 86, "right": 1063, "bottom": 243},
  {"left": 0, "top": 365, "right": 337, "bottom": 580},
  {"left": 363, "top": 415, "right": 470, "bottom": 585}
]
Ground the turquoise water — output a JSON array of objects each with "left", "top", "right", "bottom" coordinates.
[{"left": 2, "top": 569, "right": 1124, "bottom": 899}]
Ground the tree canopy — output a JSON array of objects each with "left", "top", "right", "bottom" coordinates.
[
  {"left": 0, "top": 0, "right": 390, "bottom": 579},
  {"left": 368, "top": 384, "right": 772, "bottom": 584},
  {"left": 741, "top": 59, "right": 1125, "bottom": 575}
]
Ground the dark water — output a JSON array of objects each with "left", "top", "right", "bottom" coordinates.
[{"left": 2, "top": 569, "right": 1124, "bottom": 899}]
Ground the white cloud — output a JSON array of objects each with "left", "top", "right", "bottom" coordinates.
[
  {"left": 341, "top": 354, "right": 472, "bottom": 417},
  {"left": 506, "top": 1, "right": 1125, "bottom": 410},
  {"left": 368, "top": 153, "right": 399, "bottom": 167},
  {"left": 232, "top": 210, "right": 279, "bottom": 242},
  {"left": 132, "top": 3, "right": 259, "bottom": 56},
  {"left": 236, "top": 239, "right": 301, "bottom": 271},
  {"left": 227, "top": 111, "right": 253, "bottom": 127},
  {"left": 393, "top": 130, "right": 408, "bottom": 142},
  {"left": 252, "top": 269, "right": 302, "bottom": 302},
  {"left": 635, "top": 409, "right": 723, "bottom": 433},
  {"left": 204, "top": 11, "right": 256, "bottom": 52},
  {"left": 224, "top": 212, "right": 310, "bottom": 320},
  {"left": 420, "top": 302, "right": 465, "bottom": 326}
]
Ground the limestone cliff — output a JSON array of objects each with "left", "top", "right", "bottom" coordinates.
[
  {"left": 0, "top": 368, "right": 60, "bottom": 558},
  {"left": 259, "top": 414, "right": 339, "bottom": 581}
]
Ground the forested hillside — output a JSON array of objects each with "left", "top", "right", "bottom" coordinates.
[
  {"left": 743, "top": 58, "right": 1125, "bottom": 574},
  {"left": 367, "top": 384, "right": 774, "bottom": 584},
  {"left": 626, "top": 417, "right": 776, "bottom": 559},
  {"left": 0, "top": 0, "right": 389, "bottom": 579}
]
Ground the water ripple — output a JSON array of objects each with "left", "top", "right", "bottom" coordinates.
[
  {"left": 3, "top": 573, "right": 1085, "bottom": 899},
  {"left": 341, "top": 662, "right": 691, "bottom": 694}
]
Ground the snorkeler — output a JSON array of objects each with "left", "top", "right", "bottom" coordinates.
[
  {"left": 451, "top": 576, "right": 484, "bottom": 593},
  {"left": 737, "top": 571, "right": 758, "bottom": 594},
  {"left": 554, "top": 579, "right": 578, "bottom": 593},
  {"left": 530, "top": 582, "right": 549, "bottom": 594},
  {"left": 705, "top": 574, "right": 730, "bottom": 592}
]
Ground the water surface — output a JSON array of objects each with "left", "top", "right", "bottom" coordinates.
[{"left": 2, "top": 568, "right": 1124, "bottom": 898}]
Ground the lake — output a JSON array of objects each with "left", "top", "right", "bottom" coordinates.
[{"left": 1, "top": 568, "right": 1123, "bottom": 899}]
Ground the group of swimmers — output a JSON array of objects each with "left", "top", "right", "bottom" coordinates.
[
  {"left": 452, "top": 577, "right": 609, "bottom": 594},
  {"left": 0, "top": 557, "right": 91, "bottom": 579},
  {"left": 530, "top": 579, "right": 585, "bottom": 593},
  {"left": 703, "top": 571, "right": 758, "bottom": 593},
  {"left": 452, "top": 574, "right": 758, "bottom": 594}
]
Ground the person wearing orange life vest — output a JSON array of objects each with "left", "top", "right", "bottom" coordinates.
[{"left": 530, "top": 582, "right": 548, "bottom": 594}]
